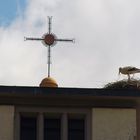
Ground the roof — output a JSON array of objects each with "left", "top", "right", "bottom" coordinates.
[{"left": 0, "top": 85, "right": 139, "bottom": 108}]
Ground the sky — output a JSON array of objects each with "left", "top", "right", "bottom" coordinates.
[{"left": 0, "top": 0, "right": 140, "bottom": 88}]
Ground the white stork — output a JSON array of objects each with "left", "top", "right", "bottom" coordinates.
[{"left": 119, "top": 66, "right": 140, "bottom": 80}]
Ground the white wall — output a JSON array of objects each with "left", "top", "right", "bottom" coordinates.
[
  {"left": 92, "top": 108, "right": 136, "bottom": 140},
  {"left": 0, "top": 106, "right": 15, "bottom": 140}
]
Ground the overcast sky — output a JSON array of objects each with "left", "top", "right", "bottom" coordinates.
[{"left": 0, "top": 0, "right": 140, "bottom": 88}]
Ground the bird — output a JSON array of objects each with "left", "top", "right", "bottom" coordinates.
[{"left": 119, "top": 66, "right": 140, "bottom": 80}]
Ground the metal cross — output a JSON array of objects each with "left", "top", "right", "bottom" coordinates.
[{"left": 24, "top": 16, "right": 75, "bottom": 77}]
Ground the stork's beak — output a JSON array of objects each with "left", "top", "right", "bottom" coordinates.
[
  {"left": 118, "top": 68, "right": 121, "bottom": 75},
  {"left": 118, "top": 71, "right": 120, "bottom": 75}
]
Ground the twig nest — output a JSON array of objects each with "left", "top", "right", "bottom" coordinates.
[{"left": 104, "top": 78, "right": 140, "bottom": 89}]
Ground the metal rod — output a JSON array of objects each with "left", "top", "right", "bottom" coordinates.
[
  {"left": 24, "top": 37, "right": 43, "bottom": 41},
  {"left": 48, "top": 46, "right": 51, "bottom": 77},
  {"left": 56, "top": 39, "right": 75, "bottom": 43},
  {"left": 48, "top": 16, "right": 52, "bottom": 34}
]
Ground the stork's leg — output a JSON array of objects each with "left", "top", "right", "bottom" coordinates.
[
  {"left": 128, "top": 74, "right": 130, "bottom": 81},
  {"left": 132, "top": 74, "right": 134, "bottom": 79}
]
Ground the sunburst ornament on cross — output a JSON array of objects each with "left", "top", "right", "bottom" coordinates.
[{"left": 24, "top": 16, "right": 75, "bottom": 78}]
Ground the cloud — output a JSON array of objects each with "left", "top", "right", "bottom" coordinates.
[{"left": 0, "top": 0, "right": 140, "bottom": 88}]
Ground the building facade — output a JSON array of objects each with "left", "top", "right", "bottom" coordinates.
[{"left": 0, "top": 86, "right": 139, "bottom": 140}]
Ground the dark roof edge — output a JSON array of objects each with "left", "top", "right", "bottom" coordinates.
[
  {"left": 0, "top": 85, "right": 139, "bottom": 97},
  {"left": 0, "top": 85, "right": 138, "bottom": 108}
]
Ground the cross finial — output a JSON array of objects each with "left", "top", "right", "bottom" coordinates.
[{"left": 25, "top": 16, "right": 75, "bottom": 77}]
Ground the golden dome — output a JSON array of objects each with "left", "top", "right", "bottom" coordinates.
[{"left": 39, "top": 77, "right": 58, "bottom": 88}]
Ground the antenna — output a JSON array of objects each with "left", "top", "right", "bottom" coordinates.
[{"left": 25, "top": 16, "right": 75, "bottom": 77}]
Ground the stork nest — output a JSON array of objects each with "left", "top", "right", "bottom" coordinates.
[{"left": 104, "top": 78, "right": 140, "bottom": 89}]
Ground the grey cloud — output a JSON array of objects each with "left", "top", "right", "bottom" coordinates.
[{"left": 0, "top": 0, "right": 140, "bottom": 88}]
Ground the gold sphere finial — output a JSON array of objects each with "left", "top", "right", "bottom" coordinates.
[{"left": 39, "top": 77, "right": 58, "bottom": 88}]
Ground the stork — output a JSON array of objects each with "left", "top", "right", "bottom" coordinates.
[{"left": 119, "top": 66, "right": 140, "bottom": 80}]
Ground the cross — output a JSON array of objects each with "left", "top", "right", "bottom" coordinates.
[{"left": 24, "top": 16, "right": 75, "bottom": 77}]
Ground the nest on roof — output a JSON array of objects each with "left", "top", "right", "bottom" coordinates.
[{"left": 104, "top": 78, "right": 140, "bottom": 89}]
